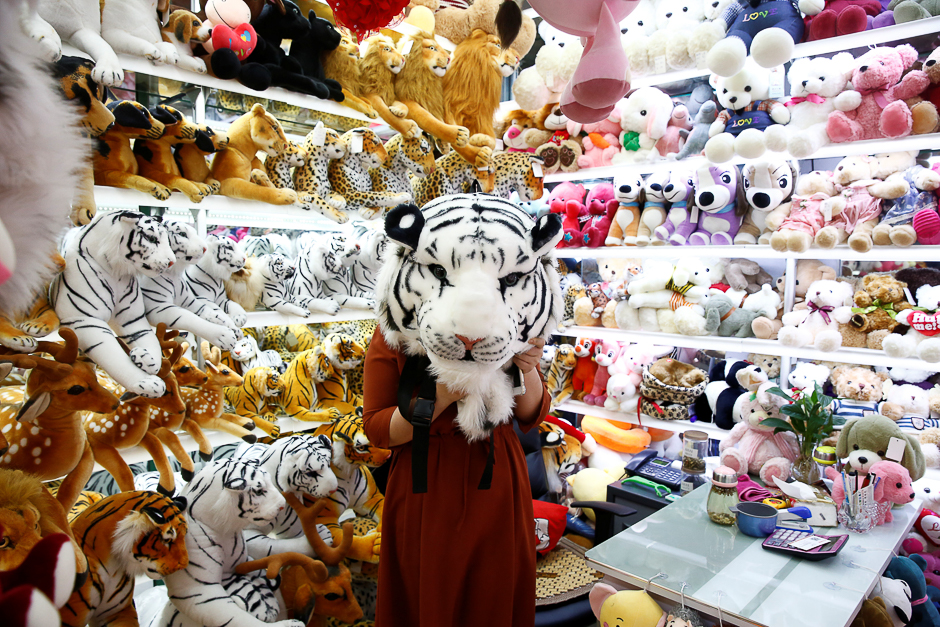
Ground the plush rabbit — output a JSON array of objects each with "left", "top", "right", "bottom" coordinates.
[{"left": 611, "top": 87, "right": 674, "bottom": 165}]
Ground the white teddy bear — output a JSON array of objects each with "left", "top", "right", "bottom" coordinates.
[
  {"left": 621, "top": 0, "right": 657, "bottom": 76},
  {"left": 512, "top": 23, "right": 584, "bottom": 111},
  {"left": 705, "top": 59, "right": 790, "bottom": 163},
  {"left": 630, "top": 257, "right": 724, "bottom": 334},
  {"left": 883, "top": 285, "right": 940, "bottom": 363},
  {"left": 764, "top": 53, "right": 855, "bottom": 159},
  {"left": 611, "top": 87, "right": 675, "bottom": 165},
  {"left": 648, "top": 0, "right": 707, "bottom": 71},
  {"left": 788, "top": 362, "right": 831, "bottom": 394},
  {"left": 777, "top": 279, "right": 854, "bottom": 352}
]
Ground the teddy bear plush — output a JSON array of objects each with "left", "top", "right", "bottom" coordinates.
[
  {"left": 719, "top": 382, "right": 799, "bottom": 482},
  {"left": 815, "top": 155, "right": 910, "bottom": 253},
  {"left": 619, "top": 0, "right": 657, "bottom": 76},
  {"left": 883, "top": 283, "right": 940, "bottom": 362},
  {"left": 768, "top": 170, "right": 838, "bottom": 253},
  {"left": 705, "top": 0, "right": 805, "bottom": 78},
  {"left": 606, "top": 173, "right": 643, "bottom": 246},
  {"left": 496, "top": 108, "right": 549, "bottom": 153},
  {"left": 627, "top": 257, "right": 722, "bottom": 333},
  {"left": 881, "top": 383, "right": 937, "bottom": 431},
  {"left": 876, "top": 165, "right": 940, "bottom": 246},
  {"left": 752, "top": 260, "right": 836, "bottom": 339},
  {"left": 736, "top": 160, "right": 799, "bottom": 244},
  {"left": 611, "top": 88, "right": 675, "bottom": 165},
  {"left": 533, "top": 104, "right": 583, "bottom": 174},
  {"left": 788, "top": 361, "right": 831, "bottom": 396},
  {"left": 647, "top": 0, "right": 708, "bottom": 71},
  {"left": 799, "top": 0, "right": 884, "bottom": 41},
  {"left": 905, "top": 47, "right": 940, "bottom": 135},
  {"left": 748, "top": 353, "right": 781, "bottom": 378},
  {"left": 829, "top": 365, "right": 892, "bottom": 426},
  {"left": 834, "top": 413, "right": 925, "bottom": 479},
  {"left": 705, "top": 60, "right": 790, "bottom": 163},
  {"left": 778, "top": 278, "right": 854, "bottom": 351},
  {"left": 827, "top": 44, "right": 930, "bottom": 143},
  {"left": 772, "top": 53, "right": 854, "bottom": 158},
  {"left": 849, "top": 273, "right": 912, "bottom": 334}
]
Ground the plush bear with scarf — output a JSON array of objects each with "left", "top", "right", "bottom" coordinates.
[
  {"left": 625, "top": 257, "right": 722, "bottom": 333},
  {"left": 705, "top": 59, "right": 790, "bottom": 163},
  {"left": 827, "top": 44, "right": 930, "bottom": 144},
  {"left": 719, "top": 382, "right": 799, "bottom": 481},
  {"left": 705, "top": 0, "right": 805, "bottom": 78},
  {"left": 611, "top": 87, "right": 674, "bottom": 165}
]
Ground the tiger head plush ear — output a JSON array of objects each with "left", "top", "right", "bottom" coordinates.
[
  {"left": 385, "top": 203, "right": 424, "bottom": 250},
  {"left": 529, "top": 212, "right": 563, "bottom": 258}
]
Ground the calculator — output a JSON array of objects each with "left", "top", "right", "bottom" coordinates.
[
  {"left": 761, "top": 528, "right": 848, "bottom": 561},
  {"left": 624, "top": 450, "right": 682, "bottom": 490}
]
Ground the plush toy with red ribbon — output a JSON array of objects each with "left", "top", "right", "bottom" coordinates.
[{"left": 327, "top": 0, "right": 409, "bottom": 39}]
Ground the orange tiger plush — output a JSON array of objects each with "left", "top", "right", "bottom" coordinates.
[{"left": 61, "top": 491, "right": 189, "bottom": 627}]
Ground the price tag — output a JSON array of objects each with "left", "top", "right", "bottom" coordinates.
[
  {"left": 310, "top": 124, "right": 326, "bottom": 147},
  {"left": 789, "top": 535, "right": 829, "bottom": 551},
  {"left": 769, "top": 66, "right": 785, "bottom": 100},
  {"left": 496, "top": 139, "right": 504, "bottom": 151},
  {"left": 351, "top": 134, "right": 363, "bottom": 153},
  {"left": 532, "top": 161, "right": 543, "bottom": 177},
  {"left": 886, "top": 436, "right": 906, "bottom": 463},
  {"left": 401, "top": 38, "right": 414, "bottom": 55},
  {"left": 654, "top": 56, "right": 666, "bottom": 75},
  {"left": 905, "top": 286, "right": 915, "bottom": 304}
]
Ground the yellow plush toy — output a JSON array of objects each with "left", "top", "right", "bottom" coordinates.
[{"left": 590, "top": 583, "right": 667, "bottom": 627}]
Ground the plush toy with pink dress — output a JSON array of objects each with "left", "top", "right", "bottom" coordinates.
[{"left": 826, "top": 44, "right": 929, "bottom": 143}]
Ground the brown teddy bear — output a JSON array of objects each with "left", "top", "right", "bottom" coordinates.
[
  {"left": 829, "top": 365, "right": 891, "bottom": 426},
  {"left": 850, "top": 273, "right": 912, "bottom": 333},
  {"left": 752, "top": 259, "right": 836, "bottom": 340},
  {"left": 907, "top": 47, "right": 940, "bottom": 135},
  {"left": 649, "top": 358, "right": 707, "bottom": 388}
]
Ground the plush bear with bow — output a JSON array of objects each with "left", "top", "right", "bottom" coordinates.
[
  {"left": 778, "top": 279, "right": 854, "bottom": 351},
  {"left": 719, "top": 382, "right": 799, "bottom": 482},
  {"left": 827, "top": 44, "right": 930, "bottom": 143}
]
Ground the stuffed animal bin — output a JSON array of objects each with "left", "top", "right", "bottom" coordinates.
[{"left": 377, "top": 195, "right": 563, "bottom": 442}]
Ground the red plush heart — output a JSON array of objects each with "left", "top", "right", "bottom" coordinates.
[
  {"left": 211, "top": 23, "right": 257, "bottom": 60},
  {"left": 910, "top": 311, "right": 940, "bottom": 336},
  {"left": 328, "top": 0, "right": 409, "bottom": 39}
]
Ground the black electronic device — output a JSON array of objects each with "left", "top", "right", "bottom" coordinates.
[{"left": 624, "top": 450, "right": 682, "bottom": 490}]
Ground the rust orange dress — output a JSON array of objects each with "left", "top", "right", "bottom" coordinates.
[{"left": 362, "top": 328, "right": 549, "bottom": 627}]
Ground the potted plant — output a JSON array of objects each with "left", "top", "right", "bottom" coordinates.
[{"left": 761, "top": 383, "right": 836, "bottom": 484}]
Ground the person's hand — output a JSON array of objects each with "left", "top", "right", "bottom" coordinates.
[
  {"left": 435, "top": 381, "right": 466, "bottom": 415},
  {"left": 512, "top": 337, "right": 545, "bottom": 375}
]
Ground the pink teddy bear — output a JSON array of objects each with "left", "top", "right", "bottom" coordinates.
[
  {"left": 583, "top": 183, "right": 619, "bottom": 247},
  {"left": 827, "top": 44, "right": 930, "bottom": 143},
  {"left": 548, "top": 182, "right": 587, "bottom": 248},
  {"left": 572, "top": 112, "right": 622, "bottom": 169},
  {"left": 719, "top": 383, "right": 799, "bottom": 484}
]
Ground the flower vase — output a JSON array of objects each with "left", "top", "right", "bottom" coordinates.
[{"left": 790, "top": 453, "right": 821, "bottom": 485}]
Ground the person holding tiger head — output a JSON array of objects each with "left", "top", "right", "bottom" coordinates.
[{"left": 363, "top": 194, "right": 562, "bottom": 627}]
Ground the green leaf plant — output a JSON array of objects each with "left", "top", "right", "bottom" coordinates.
[{"left": 761, "top": 383, "right": 836, "bottom": 459}]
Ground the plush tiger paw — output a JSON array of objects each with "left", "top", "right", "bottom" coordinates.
[
  {"left": 209, "top": 327, "right": 240, "bottom": 352},
  {"left": 0, "top": 334, "right": 37, "bottom": 352},
  {"left": 402, "top": 120, "right": 421, "bottom": 139},
  {"left": 206, "top": 179, "right": 221, "bottom": 194},
  {"left": 148, "top": 184, "right": 171, "bottom": 201},
  {"left": 131, "top": 375, "right": 167, "bottom": 399},
  {"left": 453, "top": 126, "right": 470, "bottom": 148},
  {"left": 69, "top": 205, "right": 95, "bottom": 226},
  {"left": 130, "top": 347, "right": 161, "bottom": 375},
  {"left": 18, "top": 320, "right": 54, "bottom": 338},
  {"left": 358, "top": 207, "right": 382, "bottom": 220}
]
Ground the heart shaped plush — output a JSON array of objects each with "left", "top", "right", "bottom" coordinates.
[
  {"left": 212, "top": 23, "right": 257, "bottom": 60},
  {"left": 328, "top": 0, "right": 408, "bottom": 38}
]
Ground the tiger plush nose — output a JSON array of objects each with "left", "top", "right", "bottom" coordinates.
[{"left": 455, "top": 335, "right": 484, "bottom": 351}]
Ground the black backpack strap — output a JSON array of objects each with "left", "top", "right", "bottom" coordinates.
[
  {"left": 478, "top": 433, "right": 495, "bottom": 490},
  {"left": 398, "top": 354, "right": 436, "bottom": 494}
]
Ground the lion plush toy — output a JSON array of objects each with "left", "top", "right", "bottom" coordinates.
[{"left": 376, "top": 195, "right": 563, "bottom": 441}]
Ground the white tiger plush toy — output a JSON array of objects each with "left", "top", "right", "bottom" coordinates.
[
  {"left": 241, "top": 233, "right": 293, "bottom": 259},
  {"left": 51, "top": 210, "right": 175, "bottom": 398},
  {"left": 377, "top": 195, "right": 563, "bottom": 441},
  {"left": 340, "top": 226, "right": 387, "bottom": 296},
  {"left": 237, "top": 435, "right": 338, "bottom": 557},
  {"left": 231, "top": 335, "right": 286, "bottom": 373},
  {"left": 183, "top": 234, "right": 249, "bottom": 328},
  {"left": 141, "top": 222, "right": 241, "bottom": 351},
  {"left": 150, "top": 458, "right": 303, "bottom": 627},
  {"left": 293, "top": 238, "right": 375, "bottom": 311},
  {"left": 229, "top": 253, "right": 314, "bottom": 317}
]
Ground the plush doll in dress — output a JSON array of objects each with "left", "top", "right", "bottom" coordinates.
[
  {"left": 50, "top": 211, "right": 174, "bottom": 398},
  {"left": 826, "top": 44, "right": 929, "bottom": 143},
  {"left": 736, "top": 159, "right": 798, "bottom": 244},
  {"left": 769, "top": 170, "right": 841, "bottom": 253},
  {"left": 376, "top": 195, "right": 563, "bottom": 442},
  {"left": 705, "top": 60, "right": 790, "bottom": 163},
  {"left": 719, "top": 382, "right": 799, "bottom": 482}
]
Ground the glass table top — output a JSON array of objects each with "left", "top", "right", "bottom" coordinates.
[{"left": 585, "top": 485, "right": 920, "bottom": 627}]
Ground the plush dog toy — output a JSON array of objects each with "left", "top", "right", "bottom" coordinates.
[{"left": 834, "top": 414, "right": 925, "bottom": 479}]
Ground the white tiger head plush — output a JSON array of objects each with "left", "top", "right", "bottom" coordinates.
[
  {"left": 65, "top": 210, "right": 176, "bottom": 279},
  {"left": 183, "top": 458, "right": 285, "bottom": 535},
  {"left": 377, "top": 194, "right": 563, "bottom": 440},
  {"left": 166, "top": 221, "right": 206, "bottom": 267},
  {"left": 231, "top": 335, "right": 259, "bottom": 362},
  {"left": 197, "top": 234, "right": 246, "bottom": 280},
  {"left": 342, "top": 228, "right": 387, "bottom": 272},
  {"left": 255, "top": 434, "right": 338, "bottom": 499},
  {"left": 259, "top": 253, "right": 296, "bottom": 283}
]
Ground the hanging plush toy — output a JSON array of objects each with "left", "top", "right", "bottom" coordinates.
[
  {"left": 377, "top": 194, "right": 563, "bottom": 442},
  {"left": 589, "top": 583, "right": 667, "bottom": 627}
]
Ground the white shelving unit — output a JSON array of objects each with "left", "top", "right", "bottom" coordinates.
[
  {"left": 552, "top": 243, "right": 940, "bottom": 262},
  {"left": 556, "top": 399, "right": 729, "bottom": 439}
]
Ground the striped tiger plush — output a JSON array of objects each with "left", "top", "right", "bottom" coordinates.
[
  {"left": 235, "top": 435, "right": 339, "bottom": 558},
  {"left": 61, "top": 491, "right": 189, "bottom": 627},
  {"left": 152, "top": 459, "right": 293, "bottom": 627},
  {"left": 292, "top": 238, "right": 375, "bottom": 312},
  {"left": 255, "top": 253, "right": 310, "bottom": 317},
  {"left": 312, "top": 415, "right": 390, "bottom": 563},
  {"left": 339, "top": 226, "right": 387, "bottom": 296},
  {"left": 376, "top": 195, "right": 563, "bottom": 441},
  {"left": 224, "top": 366, "right": 286, "bottom": 430},
  {"left": 316, "top": 355, "right": 364, "bottom": 418},
  {"left": 546, "top": 344, "right": 577, "bottom": 408},
  {"left": 538, "top": 422, "right": 582, "bottom": 495},
  {"left": 140, "top": 221, "right": 241, "bottom": 351},
  {"left": 228, "top": 335, "right": 286, "bottom": 374},
  {"left": 66, "top": 490, "right": 105, "bottom": 521},
  {"left": 182, "top": 234, "right": 249, "bottom": 327},
  {"left": 51, "top": 210, "right": 176, "bottom": 398},
  {"left": 280, "top": 348, "right": 344, "bottom": 423}
]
